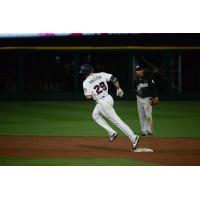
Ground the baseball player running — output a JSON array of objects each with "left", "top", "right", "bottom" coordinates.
[
  {"left": 134, "top": 65, "right": 159, "bottom": 136},
  {"left": 80, "top": 64, "right": 140, "bottom": 150}
]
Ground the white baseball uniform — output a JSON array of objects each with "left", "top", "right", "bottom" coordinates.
[{"left": 83, "top": 72, "right": 137, "bottom": 143}]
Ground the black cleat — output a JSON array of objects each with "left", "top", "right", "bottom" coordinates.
[
  {"left": 132, "top": 136, "right": 140, "bottom": 150},
  {"left": 141, "top": 132, "right": 148, "bottom": 136},
  {"left": 109, "top": 133, "right": 118, "bottom": 142},
  {"left": 141, "top": 133, "right": 148, "bottom": 136}
]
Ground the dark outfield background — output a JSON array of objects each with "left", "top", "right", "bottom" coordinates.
[
  {"left": 0, "top": 33, "right": 200, "bottom": 100},
  {"left": 0, "top": 33, "right": 200, "bottom": 165}
]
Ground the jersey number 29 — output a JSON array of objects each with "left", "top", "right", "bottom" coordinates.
[{"left": 94, "top": 82, "right": 107, "bottom": 95}]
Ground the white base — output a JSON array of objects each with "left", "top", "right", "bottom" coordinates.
[{"left": 133, "top": 148, "right": 153, "bottom": 152}]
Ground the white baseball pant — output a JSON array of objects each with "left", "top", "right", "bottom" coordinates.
[{"left": 92, "top": 95, "right": 136, "bottom": 143}]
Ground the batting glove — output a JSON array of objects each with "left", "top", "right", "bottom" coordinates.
[{"left": 116, "top": 88, "right": 124, "bottom": 97}]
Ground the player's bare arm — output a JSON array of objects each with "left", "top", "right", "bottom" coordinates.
[{"left": 110, "top": 76, "right": 124, "bottom": 97}]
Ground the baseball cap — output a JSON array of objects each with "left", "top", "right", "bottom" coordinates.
[{"left": 135, "top": 65, "right": 143, "bottom": 71}]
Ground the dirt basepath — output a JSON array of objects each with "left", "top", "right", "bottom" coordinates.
[{"left": 0, "top": 136, "right": 200, "bottom": 165}]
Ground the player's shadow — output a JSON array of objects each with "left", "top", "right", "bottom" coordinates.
[{"left": 78, "top": 144, "right": 122, "bottom": 151}]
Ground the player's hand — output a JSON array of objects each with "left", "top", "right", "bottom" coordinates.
[
  {"left": 154, "top": 97, "right": 159, "bottom": 105},
  {"left": 116, "top": 88, "right": 124, "bottom": 97}
]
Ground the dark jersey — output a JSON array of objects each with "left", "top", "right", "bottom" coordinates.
[{"left": 134, "top": 74, "right": 158, "bottom": 98}]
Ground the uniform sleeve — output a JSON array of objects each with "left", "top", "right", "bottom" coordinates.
[
  {"left": 100, "top": 72, "right": 112, "bottom": 82},
  {"left": 149, "top": 78, "right": 158, "bottom": 97},
  {"left": 83, "top": 82, "right": 92, "bottom": 96}
]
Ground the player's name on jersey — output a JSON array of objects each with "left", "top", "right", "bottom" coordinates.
[
  {"left": 89, "top": 75, "right": 102, "bottom": 84},
  {"left": 137, "top": 83, "right": 148, "bottom": 91}
]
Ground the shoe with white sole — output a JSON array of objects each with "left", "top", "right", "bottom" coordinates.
[
  {"left": 109, "top": 133, "right": 118, "bottom": 142},
  {"left": 132, "top": 135, "right": 140, "bottom": 150}
]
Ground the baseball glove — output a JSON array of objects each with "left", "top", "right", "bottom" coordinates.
[{"left": 149, "top": 96, "right": 154, "bottom": 105}]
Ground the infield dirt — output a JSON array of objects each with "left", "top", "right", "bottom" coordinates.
[{"left": 0, "top": 136, "right": 200, "bottom": 165}]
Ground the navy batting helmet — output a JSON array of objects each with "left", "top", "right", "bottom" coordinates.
[{"left": 79, "top": 64, "right": 93, "bottom": 75}]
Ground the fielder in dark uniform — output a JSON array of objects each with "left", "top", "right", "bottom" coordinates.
[{"left": 134, "top": 65, "right": 159, "bottom": 136}]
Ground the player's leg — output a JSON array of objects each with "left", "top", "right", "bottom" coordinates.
[
  {"left": 144, "top": 119, "right": 149, "bottom": 135},
  {"left": 92, "top": 104, "right": 117, "bottom": 137},
  {"left": 144, "top": 98, "right": 153, "bottom": 134},
  {"left": 98, "top": 96, "right": 137, "bottom": 143},
  {"left": 137, "top": 98, "right": 148, "bottom": 135}
]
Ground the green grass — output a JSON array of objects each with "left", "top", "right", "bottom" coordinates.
[
  {"left": 0, "top": 100, "right": 200, "bottom": 137},
  {"left": 0, "top": 100, "right": 199, "bottom": 166},
  {"left": 0, "top": 157, "right": 157, "bottom": 166}
]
